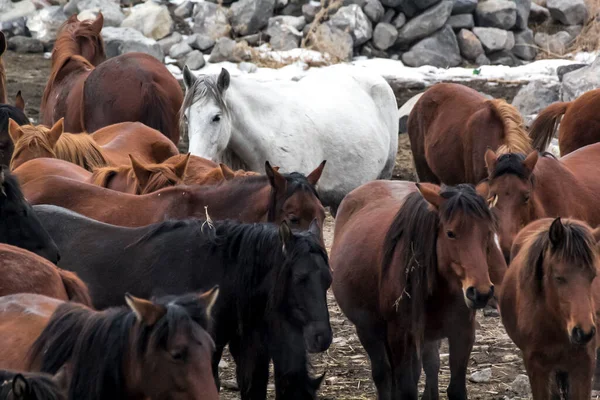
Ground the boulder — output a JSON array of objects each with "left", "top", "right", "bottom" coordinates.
[
  {"left": 26, "top": 6, "right": 67, "bottom": 44},
  {"left": 529, "top": 2, "right": 550, "bottom": 23},
  {"left": 169, "top": 42, "right": 193, "bottom": 59},
  {"left": 73, "top": 0, "right": 125, "bottom": 27},
  {"left": 184, "top": 50, "right": 205, "bottom": 70},
  {"left": 512, "top": 29, "right": 536, "bottom": 60},
  {"left": 269, "top": 15, "right": 306, "bottom": 30},
  {"left": 158, "top": 32, "right": 183, "bottom": 54},
  {"left": 313, "top": 22, "right": 353, "bottom": 61},
  {"left": 402, "top": 24, "right": 461, "bottom": 67},
  {"left": 240, "top": 32, "right": 270, "bottom": 45},
  {"left": 562, "top": 57, "right": 600, "bottom": 101},
  {"left": 402, "top": 0, "right": 443, "bottom": 14},
  {"left": 395, "top": 0, "right": 453, "bottom": 47},
  {"left": 564, "top": 24, "right": 583, "bottom": 38},
  {"left": 280, "top": 0, "right": 310, "bottom": 17},
  {"left": 329, "top": 4, "right": 373, "bottom": 46},
  {"left": 512, "top": 80, "right": 560, "bottom": 119},
  {"left": 510, "top": 375, "right": 531, "bottom": 397},
  {"left": 489, "top": 50, "right": 520, "bottom": 65},
  {"left": 0, "top": 0, "right": 36, "bottom": 23},
  {"left": 364, "top": 0, "right": 385, "bottom": 22},
  {"left": 174, "top": 0, "right": 194, "bottom": 18},
  {"left": 239, "top": 61, "right": 258, "bottom": 73},
  {"left": 0, "top": 18, "right": 30, "bottom": 39},
  {"left": 469, "top": 368, "right": 492, "bottom": 383},
  {"left": 267, "top": 16, "right": 303, "bottom": 50},
  {"left": 514, "top": 0, "right": 531, "bottom": 29},
  {"left": 451, "top": 0, "right": 476, "bottom": 14},
  {"left": 302, "top": 2, "right": 321, "bottom": 23},
  {"left": 372, "top": 22, "right": 398, "bottom": 50},
  {"left": 534, "top": 31, "right": 572, "bottom": 55},
  {"left": 193, "top": 2, "right": 231, "bottom": 39},
  {"left": 186, "top": 34, "right": 216, "bottom": 51},
  {"left": 7, "top": 35, "right": 44, "bottom": 53},
  {"left": 101, "top": 26, "right": 164, "bottom": 61},
  {"left": 392, "top": 12, "right": 406, "bottom": 29},
  {"left": 229, "top": 0, "right": 276, "bottom": 36},
  {"left": 546, "top": 0, "right": 587, "bottom": 25},
  {"left": 448, "top": 14, "right": 474, "bottom": 30},
  {"left": 475, "top": 53, "right": 491, "bottom": 65},
  {"left": 208, "top": 37, "right": 238, "bottom": 63},
  {"left": 475, "top": 0, "right": 517, "bottom": 30},
  {"left": 380, "top": 0, "right": 402, "bottom": 8},
  {"left": 557, "top": 63, "right": 587, "bottom": 81},
  {"left": 472, "top": 27, "right": 514, "bottom": 53},
  {"left": 360, "top": 43, "right": 389, "bottom": 58},
  {"left": 121, "top": 2, "right": 173, "bottom": 40},
  {"left": 457, "top": 28, "right": 484, "bottom": 61},
  {"left": 382, "top": 9, "right": 395, "bottom": 23}
]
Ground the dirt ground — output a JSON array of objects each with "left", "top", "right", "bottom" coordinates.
[{"left": 5, "top": 51, "right": 530, "bottom": 399}]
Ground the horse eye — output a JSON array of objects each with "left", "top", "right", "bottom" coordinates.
[
  {"left": 446, "top": 230, "right": 456, "bottom": 239},
  {"left": 212, "top": 114, "right": 221, "bottom": 123},
  {"left": 288, "top": 215, "right": 300, "bottom": 225},
  {"left": 171, "top": 348, "right": 187, "bottom": 361},
  {"left": 555, "top": 276, "right": 567, "bottom": 285},
  {"left": 524, "top": 194, "right": 530, "bottom": 203}
]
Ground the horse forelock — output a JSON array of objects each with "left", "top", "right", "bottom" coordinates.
[
  {"left": 439, "top": 184, "right": 494, "bottom": 226},
  {"left": 140, "top": 164, "right": 185, "bottom": 194},
  {"left": 268, "top": 172, "right": 321, "bottom": 222},
  {"left": 10, "top": 127, "right": 57, "bottom": 169},
  {"left": 180, "top": 74, "right": 229, "bottom": 139}
]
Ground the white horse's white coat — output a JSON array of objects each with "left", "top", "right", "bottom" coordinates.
[{"left": 181, "top": 65, "right": 399, "bottom": 210}]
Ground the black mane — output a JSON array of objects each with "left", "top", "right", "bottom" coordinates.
[
  {"left": 0, "top": 165, "right": 25, "bottom": 204},
  {"left": 491, "top": 152, "right": 555, "bottom": 180},
  {"left": 0, "top": 370, "right": 65, "bottom": 400},
  {"left": 0, "top": 104, "right": 29, "bottom": 131}
]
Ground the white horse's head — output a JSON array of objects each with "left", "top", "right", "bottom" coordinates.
[{"left": 181, "top": 67, "right": 232, "bottom": 161}]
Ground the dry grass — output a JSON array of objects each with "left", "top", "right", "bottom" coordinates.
[{"left": 569, "top": 0, "right": 600, "bottom": 53}]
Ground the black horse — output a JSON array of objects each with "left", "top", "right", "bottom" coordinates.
[
  {"left": 0, "top": 167, "right": 59, "bottom": 263},
  {"left": 0, "top": 96, "right": 29, "bottom": 167},
  {"left": 0, "top": 369, "right": 67, "bottom": 400},
  {"left": 35, "top": 205, "right": 333, "bottom": 400}
]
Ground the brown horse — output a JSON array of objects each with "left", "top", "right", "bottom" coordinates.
[
  {"left": 0, "top": 290, "right": 220, "bottom": 400},
  {"left": 8, "top": 119, "right": 178, "bottom": 170},
  {"left": 500, "top": 217, "right": 600, "bottom": 399},
  {"left": 0, "top": 369, "right": 69, "bottom": 400},
  {"left": 0, "top": 243, "right": 91, "bottom": 305},
  {"left": 481, "top": 144, "right": 600, "bottom": 262},
  {"left": 24, "top": 161, "right": 326, "bottom": 229},
  {"left": 408, "top": 83, "right": 533, "bottom": 184},
  {"left": 331, "top": 181, "right": 506, "bottom": 399},
  {"left": 0, "top": 31, "right": 6, "bottom": 105},
  {"left": 1, "top": 91, "right": 28, "bottom": 167},
  {"left": 12, "top": 158, "right": 92, "bottom": 187},
  {"left": 41, "top": 14, "right": 182, "bottom": 144},
  {"left": 529, "top": 88, "right": 600, "bottom": 156}
]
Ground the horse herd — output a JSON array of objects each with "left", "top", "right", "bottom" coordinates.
[{"left": 2, "top": 10, "right": 600, "bottom": 400}]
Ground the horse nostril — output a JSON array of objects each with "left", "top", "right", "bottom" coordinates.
[
  {"left": 489, "top": 285, "right": 495, "bottom": 298},
  {"left": 571, "top": 326, "right": 595, "bottom": 345},
  {"left": 466, "top": 286, "right": 477, "bottom": 302}
]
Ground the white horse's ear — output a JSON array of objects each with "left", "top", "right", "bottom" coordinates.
[
  {"left": 217, "top": 69, "right": 230, "bottom": 92},
  {"left": 183, "top": 66, "right": 196, "bottom": 89}
]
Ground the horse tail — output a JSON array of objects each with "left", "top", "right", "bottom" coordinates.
[
  {"left": 485, "top": 99, "right": 532, "bottom": 155},
  {"left": 139, "top": 82, "right": 179, "bottom": 145},
  {"left": 528, "top": 102, "right": 569, "bottom": 152},
  {"left": 57, "top": 268, "right": 93, "bottom": 307},
  {"left": 55, "top": 133, "right": 109, "bottom": 171}
]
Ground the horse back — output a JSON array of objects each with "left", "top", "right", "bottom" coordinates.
[
  {"left": 12, "top": 158, "right": 91, "bottom": 188},
  {"left": 42, "top": 69, "right": 89, "bottom": 132},
  {"left": 560, "top": 89, "right": 600, "bottom": 155}
]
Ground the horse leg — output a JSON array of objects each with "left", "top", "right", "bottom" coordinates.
[
  {"left": 446, "top": 320, "right": 475, "bottom": 400},
  {"left": 524, "top": 355, "right": 552, "bottom": 400},
  {"left": 568, "top": 354, "right": 595, "bottom": 399},
  {"left": 386, "top": 321, "right": 420, "bottom": 400},
  {"left": 411, "top": 149, "right": 440, "bottom": 184},
  {"left": 355, "top": 325, "right": 393, "bottom": 400},
  {"left": 229, "top": 331, "right": 270, "bottom": 400},
  {"left": 422, "top": 340, "right": 440, "bottom": 400},
  {"left": 212, "top": 344, "right": 225, "bottom": 391}
]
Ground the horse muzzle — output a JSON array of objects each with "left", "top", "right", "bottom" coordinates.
[
  {"left": 304, "top": 322, "right": 332, "bottom": 353},
  {"left": 464, "top": 285, "right": 494, "bottom": 310},
  {"left": 570, "top": 325, "right": 596, "bottom": 346}
]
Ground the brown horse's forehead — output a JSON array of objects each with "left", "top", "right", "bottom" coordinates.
[
  {"left": 443, "top": 212, "right": 492, "bottom": 233},
  {"left": 490, "top": 174, "right": 530, "bottom": 193},
  {"left": 284, "top": 190, "right": 325, "bottom": 217}
]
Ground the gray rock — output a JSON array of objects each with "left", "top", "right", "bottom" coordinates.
[
  {"left": 361, "top": 43, "right": 389, "bottom": 58},
  {"left": 488, "top": 50, "right": 521, "bottom": 65},
  {"left": 193, "top": 2, "right": 231, "bottom": 39},
  {"left": 0, "top": 0, "right": 36, "bottom": 23},
  {"left": 269, "top": 15, "right": 306, "bottom": 30},
  {"left": 452, "top": 0, "right": 476, "bottom": 14},
  {"left": 229, "top": 0, "right": 276, "bottom": 36},
  {"left": 25, "top": 6, "right": 67, "bottom": 44},
  {"left": 472, "top": 27, "right": 514, "bottom": 53},
  {"left": 510, "top": 374, "right": 531, "bottom": 396},
  {"left": 174, "top": 0, "right": 194, "bottom": 18},
  {"left": 329, "top": 4, "right": 373, "bottom": 46},
  {"left": 184, "top": 50, "right": 205, "bottom": 70},
  {"left": 364, "top": 0, "right": 385, "bottom": 22},
  {"left": 475, "top": 53, "right": 491, "bottom": 65},
  {"left": 7, "top": 35, "right": 43, "bottom": 53},
  {"left": 74, "top": 0, "right": 125, "bottom": 27},
  {"left": 302, "top": 2, "right": 321, "bottom": 23},
  {"left": 0, "top": 18, "right": 30, "bottom": 39},
  {"left": 512, "top": 80, "right": 560, "bottom": 118},
  {"left": 546, "top": 0, "right": 587, "bottom": 25},
  {"left": 240, "top": 32, "right": 270, "bottom": 45},
  {"left": 101, "top": 26, "right": 164, "bottom": 61},
  {"left": 564, "top": 24, "right": 583, "bottom": 38},
  {"left": 267, "top": 17, "right": 303, "bottom": 50},
  {"left": 208, "top": 37, "right": 238, "bottom": 63},
  {"left": 557, "top": 63, "right": 586, "bottom": 81},
  {"left": 380, "top": 0, "right": 402, "bottom": 8},
  {"left": 382, "top": 9, "right": 395, "bottom": 23},
  {"left": 187, "top": 34, "right": 216, "bottom": 51},
  {"left": 169, "top": 42, "right": 193, "bottom": 59},
  {"left": 280, "top": 0, "right": 309, "bottom": 17},
  {"left": 529, "top": 2, "right": 550, "bottom": 23},
  {"left": 392, "top": 12, "right": 406, "bottom": 29},
  {"left": 121, "top": 2, "right": 173, "bottom": 40},
  {"left": 562, "top": 57, "right": 600, "bottom": 101},
  {"left": 402, "top": 24, "right": 461, "bottom": 67},
  {"left": 457, "top": 28, "right": 484, "bottom": 61},
  {"left": 448, "top": 13, "right": 474, "bottom": 30},
  {"left": 512, "top": 29, "right": 536, "bottom": 60},
  {"left": 403, "top": 0, "right": 443, "bottom": 13},
  {"left": 373, "top": 22, "right": 398, "bottom": 50},
  {"left": 158, "top": 32, "right": 183, "bottom": 54},
  {"left": 313, "top": 22, "right": 353, "bottom": 60},
  {"left": 475, "top": 0, "right": 517, "bottom": 30},
  {"left": 514, "top": 0, "right": 531, "bottom": 29},
  {"left": 239, "top": 61, "right": 258, "bottom": 73},
  {"left": 343, "top": 0, "right": 368, "bottom": 8},
  {"left": 396, "top": 0, "right": 453, "bottom": 47},
  {"left": 469, "top": 368, "right": 492, "bottom": 383},
  {"left": 534, "top": 31, "right": 572, "bottom": 55}
]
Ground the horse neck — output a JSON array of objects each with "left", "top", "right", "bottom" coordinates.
[{"left": 42, "top": 55, "right": 92, "bottom": 112}]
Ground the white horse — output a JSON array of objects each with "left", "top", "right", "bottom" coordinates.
[{"left": 180, "top": 65, "right": 399, "bottom": 213}]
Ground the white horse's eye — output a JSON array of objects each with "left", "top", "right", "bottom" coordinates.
[{"left": 212, "top": 114, "right": 221, "bottom": 123}]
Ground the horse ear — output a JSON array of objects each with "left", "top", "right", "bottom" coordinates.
[
  {"left": 307, "top": 160, "right": 326, "bottom": 186},
  {"left": 182, "top": 66, "right": 196, "bottom": 90},
  {"left": 125, "top": 293, "right": 166, "bottom": 326},
  {"left": 219, "top": 163, "right": 235, "bottom": 180},
  {"left": 198, "top": 285, "right": 220, "bottom": 318},
  {"left": 8, "top": 119, "right": 23, "bottom": 143},
  {"left": 308, "top": 218, "right": 321, "bottom": 238},
  {"left": 48, "top": 118, "right": 64, "bottom": 148},
  {"left": 484, "top": 149, "right": 497, "bottom": 177},
  {"left": 217, "top": 69, "right": 230, "bottom": 92},
  {"left": 0, "top": 31, "right": 6, "bottom": 56},
  {"left": 15, "top": 91, "right": 25, "bottom": 111},
  {"left": 12, "top": 374, "right": 29, "bottom": 399},
  {"left": 279, "top": 221, "right": 293, "bottom": 251},
  {"left": 416, "top": 183, "right": 442, "bottom": 209},
  {"left": 265, "top": 161, "right": 287, "bottom": 193},
  {"left": 174, "top": 153, "right": 190, "bottom": 179},
  {"left": 90, "top": 12, "right": 104, "bottom": 34},
  {"left": 592, "top": 226, "right": 600, "bottom": 244},
  {"left": 549, "top": 217, "right": 565, "bottom": 247},
  {"left": 129, "top": 154, "right": 152, "bottom": 188},
  {"left": 522, "top": 151, "right": 539, "bottom": 176},
  {"left": 476, "top": 180, "right": 490, "bottom": 200},
  {"left": 53, "top": 364, "right": 72, "bottom": 393}
]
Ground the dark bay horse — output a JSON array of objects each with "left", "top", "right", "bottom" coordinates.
[
  {"left": 0, "top": 31, "right": 6, "bottom": 104},
  {"left": 500, "top": 217, "right": 600, "bottom": 399},
  {"left": 0, "top": 243, "right": 91, "bottom": 305},
  {"left": 0, "top": 92, "right": 28, "bottom": 167},
  {"left": 0, "top": 369, "right": 68, "bottom": 400},
  {"left": 0, "top": 167, "right": 59, "bottom": 263},
  {"left": 41, "top": 14, "right": 182, "bottom": 144},
  {"left": 530, "top": 88, "right": 600, "bottom": 156},
  {"left": 34, "top": 206, "right": 331, "bottom": 399},
  {"left": 408, "top": 83, "right": 532, "bottom": 184},
  {"left": 331, "top": 180, "right": 506, "bottom": 399},
  {"left": 481, "top": 144, "right": 600, "bottom": 261},
  {"left": 24, "top": 161, "right": 326, "bottom": 231}
]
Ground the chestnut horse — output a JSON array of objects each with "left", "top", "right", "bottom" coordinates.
[
  {"left": 9, "top": 119, "right": 179, "bottom": 170},
  {"left": 25, "top": 161, "right": 326, "bottom": 229},
  {"left": 0, "top": 243, "right": 91, "bottom": 305},
  {"left": 41, "top": 14, "right": 182, "bottom": 144},
  {"left": 530, "top": 88, "right": 600, "bottom": 156},
  {"left": 500, "top": 217, "right": 600, "bottom": 399},
  {"left": 1, "top": 92, "right": 28, "bottom": 167},
  {"left": 408, "top": 83, "right": 532, "bottom": 184},
  {"left": 331, "top": 181, "right": 506, "bottom": 399},
  {"left": 13, "top": 158, "right": 92, "bottom": 187},
  {"left": 481, "top": 144, "right": 600, "bottom": 262},
  {"left": 0, "top": 369, "right": 68, "bottom": 400},
  {"left": 0, "top": 290, "right": 220, "bottom": 400}
]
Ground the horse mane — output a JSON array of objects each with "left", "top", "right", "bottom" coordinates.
[
  {"left": 0, "top": 370, "right": 66, "bottom": 400},
  {"left": 28, "top": 293, "right": 212, "bottom": 400},
  {"left": 92, "top": 162, "right": 185, "bottom": 194},
  {"left": 9, "top": 125, "right": 56, "bottom": 169},
  {"left": 89, "top": 165, "right": 130, "bottom": 188},
  {"left": 381, "top": 184, "right": 493, "bottom": 345},
  {"left": 54, "top": 133, "right": 108, "bottom": 171},
  {"left": 486, "top": 99, "right": 533, "bottom": 155},
  {"left": 490, "top": 152, "right": 555, "bottom": 180},
  {"left": 268, "top": 172, "right": 321, "bottom": 223},
  {"left": 0, "top": 104, "right": 29, "bottom": 131},
  {"left": 521, "top": 219, "right": 598, "bottom": 291},
  {"left": 0, "top": 165, "right": 26, "bottom": 204}
]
